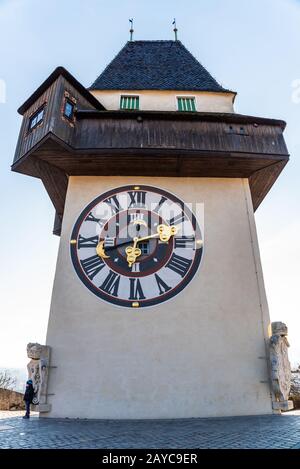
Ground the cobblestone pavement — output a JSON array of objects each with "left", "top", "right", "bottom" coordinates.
[{"left": 0, "top": 411, "right": 300, "bottom": 449}]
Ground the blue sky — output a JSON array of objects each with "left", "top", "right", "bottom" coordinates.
[{"left": 0, "top": 0, "right": 299, "bottom": 368}]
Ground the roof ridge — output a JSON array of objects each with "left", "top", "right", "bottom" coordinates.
[
  {"left": 89, "top": 40, "right": 235, "bottom": 94},
  {"left": 90, "top": 40, "right": 179, "bottom": 90},
  {"left": 177, "top": 41, "right": 222, "bottom": 90},
  {"left": 89, "top": 42, "right": 128, "bottom": 90}
]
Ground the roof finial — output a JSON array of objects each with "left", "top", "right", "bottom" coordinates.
[
  {"left": 172, "top": 18, "right": 178, "bottom": 41},
  {"left": 129, "top": 18, "right": 134, "bottom": 41}
]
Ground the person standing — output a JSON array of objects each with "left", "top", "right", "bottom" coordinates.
[{"left": 23, "top": 379, "right": 34, "bottom": 419}]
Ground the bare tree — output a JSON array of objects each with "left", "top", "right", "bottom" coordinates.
[
  {"left": 0, "top": 370, "right": 16, "bottom": 390},
  {"left": 290, "top": 368, "right": 300, "bottom": 409}
]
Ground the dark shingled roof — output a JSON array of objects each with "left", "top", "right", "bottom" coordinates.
[{"left": 90, "top": 40, "right": 233, "bottom": 93}]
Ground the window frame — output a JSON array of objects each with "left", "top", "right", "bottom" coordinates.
[
  {"left": 120, "top": 94, "right": 140, "bottom": 111},
  {"left": 176, "top": 96, "right": 197, "bottom": 112},
  {"left": 63, "top": 98, "right": 75, "bottom": 121},
  {"left": 139, "top": 242, "right": 149, "bottom": 255},
  {"left": 28, "top": 104, "right": 46, "bottom": 132}
]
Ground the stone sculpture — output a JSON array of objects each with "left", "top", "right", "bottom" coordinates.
[
  {"left": 269, "top": 322, "right": 293, "bottom": 411},
  {"left": 27, "top": 343, "right": 51, "bottom": 412}
]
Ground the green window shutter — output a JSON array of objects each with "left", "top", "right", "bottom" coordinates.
[
  {"left": 120, "top": 96, "right": 139, "bottom": 110},
  {"left": 177, "top": 97, "right": 196, "bottom": 112}
]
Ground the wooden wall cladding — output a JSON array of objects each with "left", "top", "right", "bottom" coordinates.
[
  {"left": 74, "top": 116, "right": 288, "bottom": 156},
  {"left": 13, "top": 75, "right": 99, "bottom": 164}
]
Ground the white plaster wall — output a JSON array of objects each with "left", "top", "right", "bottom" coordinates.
[
  {"left": 91, "top": 90, "right": 235, "bottom": 113},
  {"left": 44, "top": 176, "right": 272, "bottom": 419}
]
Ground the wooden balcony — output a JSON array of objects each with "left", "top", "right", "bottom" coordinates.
[{"left": 12, "top": 67, "right": 289, "bottom": 235}]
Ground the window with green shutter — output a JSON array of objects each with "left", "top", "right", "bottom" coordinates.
[
  {"left": 120, "top": 95, "right": 140, "bottom": 110},
  {"left": 177, "top": 97, "right": 196, "bottom": 112}
]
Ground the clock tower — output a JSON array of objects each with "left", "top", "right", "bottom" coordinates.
[{"left": 13, "top": 40, "right": 289, "bottom": 418}]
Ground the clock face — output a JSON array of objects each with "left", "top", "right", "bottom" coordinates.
[{"left": 70, "top": 185, "right": 203, "bottom": 308}]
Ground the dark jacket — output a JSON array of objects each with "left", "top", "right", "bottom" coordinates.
[{"left": 23, "top": 383, "right": 34, "bottom": 403}]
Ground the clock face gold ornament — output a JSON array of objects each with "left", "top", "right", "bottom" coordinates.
[{"left": 70, "top": 185, "right": 203, "bottom": 308}]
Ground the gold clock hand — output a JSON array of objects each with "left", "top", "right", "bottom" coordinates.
[
  {"left": 125, "top": 225, "right": 178, "bottom": 267},
  {"left": 135, "top": 232, "right": 160, "bottom": 243},
  {"left": 125, "top": 238, "right": 142, "bottom": 268},
  {"left": 96, "top": 237, "right": 141, "bottom": 259},
  {"left": 137, "top": 224, "right": 178, "bottom": 243}
]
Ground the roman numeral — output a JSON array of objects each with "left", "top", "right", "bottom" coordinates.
[
  {"left": 155, "top": 274, "right": 171, "bottom": 295},
  {"left": 86, "top": 212, "right": 105, "bottom": 226},
  {"left": 166, "top": 253, "right": 192, "bottom": 278},
  {"left": 129, "top": 278, "right": 146, "bottom": 300},
  {"left": 104, "top": 237, "right": 115, "bottom": 247},
  {"left": 128, "top": 191, "right": 146, "bottom": 207},
  {"left": 153, "top": 196, "right": 167, "bottom": 213},
  {"left": 131, "top": 263, "right": 140, "bottom": 273},
  {"left": 80, "top": 255, "right": 105, "bottom": 280},
  {"left": 104, "top": 195, "right": 122, "bottom": 214},
  {"left": 128, "top": 212, "right": 145, "bottom": 223},
  {"left": 174, "top": 236, "right": 195, "bottom": 249},
  {"left": 78, "top": 235, "right": 99, "bottom": 249},
  {"left": 100, "top": 271, "right": 120, "bottom": 296},
  {"left": 168, "top": 212, "right": 185, "bottom": 226}
]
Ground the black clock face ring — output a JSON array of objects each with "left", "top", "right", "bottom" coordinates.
[{"left": 70, "top": 185, "right": 203, "bottom": 308}]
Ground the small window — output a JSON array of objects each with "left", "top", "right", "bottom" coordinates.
[
  {"left": 63, "top": 99, "right": 74, "bottom": 120},
  {"left": 120, "top": 95, "right": 139, "bottom": 110},
  {"left": 29, "top": 106, "right": 45, "bottom": 131},
  {"left": 177, "top": 97, "right": 196, "bottom": 112},
  {"left": 139, "top": 243, "right": 149, "bottom": 255}
]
